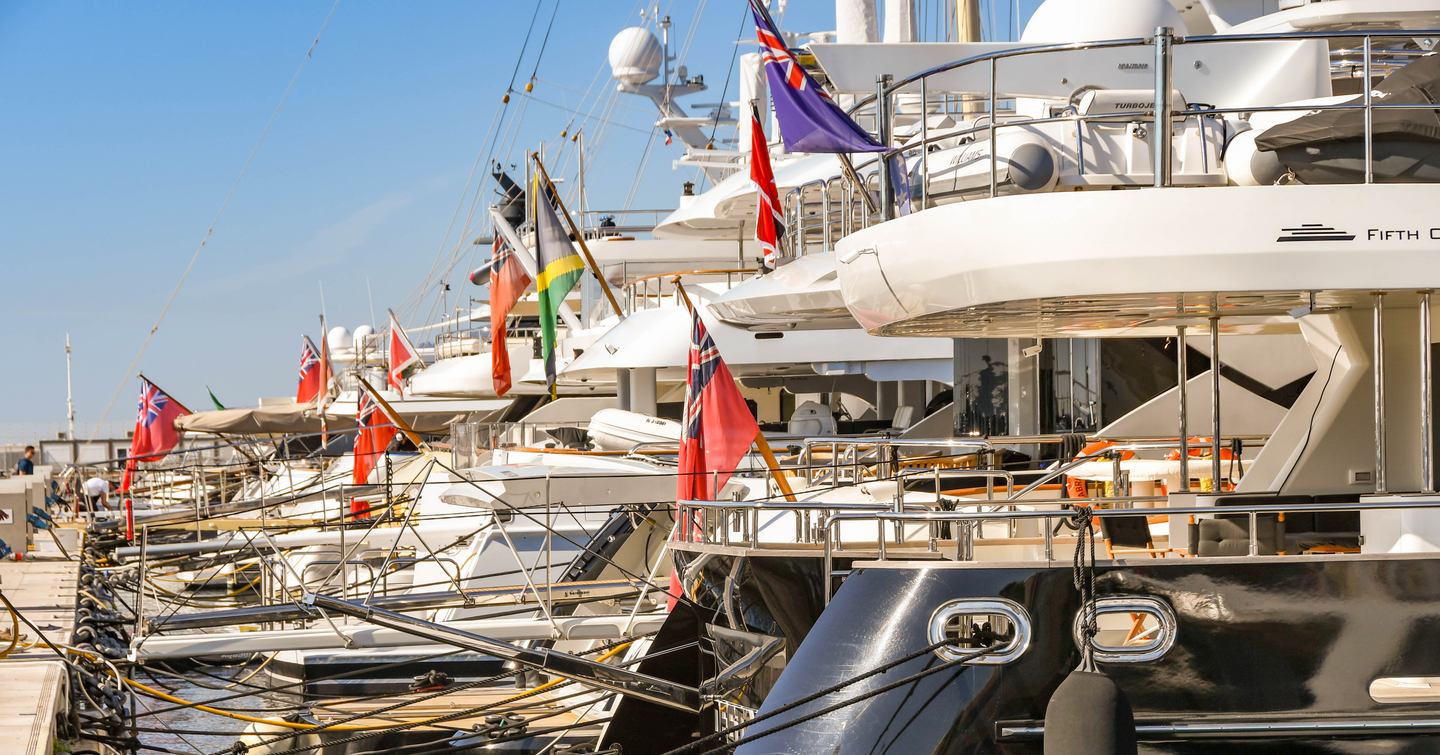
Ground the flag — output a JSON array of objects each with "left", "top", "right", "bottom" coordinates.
[
  {"left": 677, "top": 312, "right": 760, "bottom": 502},
  {"left": 749, "top": 0, "right": 886, "bottom": 154},
  {"left": 533, "top": 175, "right": 584, "bottom": 397},
  {"left": 387, "top": 311, "right": 421, "bottom": 396},
  {"left": 351, "top": 390, "right": 397, "bottom": 519},
  {"left": 126, "top": 378, "right": 190, "bottom": 466},
  {"left": 749, "top": 105, "right": 785, "bottom": 271},
  {"left": 489, "top": 236, "right": 532, "bottom": 396},
  {"left": 121, "top": 378, "right": 191, "bottom": 539},
  {"left": 296, "top": 336, "right": 326, "bottom": 404},
  {"left": 206, "top": 386, "right": 226, "bottom": 411}
]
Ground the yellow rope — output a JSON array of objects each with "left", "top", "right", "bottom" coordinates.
[
  {"left": 123, "top": 676, "right": 378, "bottom": 731},
  {"left": 0, "top": 593, "right": 19, "bottom": 659},
  {"left": 123, "top": 639, "right": 635, "bottom": 732}
]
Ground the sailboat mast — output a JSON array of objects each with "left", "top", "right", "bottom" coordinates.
[{"left": 957, "top": 0, "right": 982, "bottom": 43}]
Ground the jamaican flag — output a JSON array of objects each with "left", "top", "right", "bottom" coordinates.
[{"left": 533, "top": 178, "right": 584, "bottom": 397}]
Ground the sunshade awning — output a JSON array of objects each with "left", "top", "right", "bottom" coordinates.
[{"left": 175, "top": 403, "right": 353, "bottom": 435}]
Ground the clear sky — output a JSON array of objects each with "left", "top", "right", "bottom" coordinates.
[{"left": 0, "top": 0, "right": 1034, "bottom": 443}]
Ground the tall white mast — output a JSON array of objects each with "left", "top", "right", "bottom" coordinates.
[{"left": 65, "top": 333, "right": 76, "bottom": 439}]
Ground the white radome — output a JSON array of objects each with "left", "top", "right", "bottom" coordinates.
[
  {"left": 351, "top": 325, "right": 375, "bottom": 351},
  {"left": 1021, "top": 0, "right": 1187, "bottom": 43},
  {"left": 608, "top": 27, "right": 663, "bottom": 86},
  {"left": 326, "top": 326, "right": 351, "bottom": 352}
]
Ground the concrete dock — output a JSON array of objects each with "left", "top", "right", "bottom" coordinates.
[{"left": 0, "top": 556, "right": 78, "bottom": 754}]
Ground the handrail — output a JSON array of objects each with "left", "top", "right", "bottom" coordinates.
[
  {"left": 806, "top": 494, "right": 1440, "bottom": 603},
  {"left": 829, "top": 27, "right": 1440, "bottom": 218},
  {"left": 620, "top": 267, "right": 758, "bottom": 313},
  {"left": 621, "top": 267, "right": 759, "bottom": 288},
  {"left": 823, "top": 495, "right": 1440, "bottom": 523},
  {"left": 857, "top": 28, "right": 1440, "bottom": 113}
]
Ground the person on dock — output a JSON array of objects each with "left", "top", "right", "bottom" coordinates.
[
  {"left": 82, "top": 476, "right": 112, "bottom": 512},
  {"left": 15, "top": 445, "right": 35, "bottom": 475}
]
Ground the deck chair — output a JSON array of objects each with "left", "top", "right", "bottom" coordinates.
[{"left": 1099, "top": 514, "right": 1181, "bottom": 558}]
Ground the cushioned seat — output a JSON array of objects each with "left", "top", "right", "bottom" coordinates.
[
  {"left": 1285, "top": 494, "right": 1361, "bottom": 552},
  {"left": 1193, "top": 494, "right": 1309, "bottom": 557}
]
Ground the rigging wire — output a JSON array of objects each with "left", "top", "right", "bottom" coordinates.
[
  {"left": 706, "top": 5, "right": 751, "bottom": 148},
  {"left": 526, "top": 0, "right": 563, "bottom": 90},
  {"left": 93, "top": 0, "right": 343, "bottom": 436},
  {"left": 505, "top": 0, "right": 547, "bottom": 97}
]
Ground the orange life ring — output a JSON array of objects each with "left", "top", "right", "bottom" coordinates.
[
  {"left": 1067, "top": 441, "right": 1134, "bottom": 498},
  {"left": 1165, "top": 437, "right": 1235, "bottom": 460}
]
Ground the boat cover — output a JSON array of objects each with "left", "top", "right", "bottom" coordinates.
[
  {"left": 175, "top": 403, "right": 356, "bottom": 435},
  {"left": 1257, "top": 53, "right": 1440, "bottom": 151}
]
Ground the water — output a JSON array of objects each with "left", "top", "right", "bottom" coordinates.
[
  {"left": 129, "top": 584, "right": 291, "bottom": 754},
  {"left": 135, "top": 672, "right": 291, "bottom": 753}
]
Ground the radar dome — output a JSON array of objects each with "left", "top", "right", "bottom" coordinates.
[
  {"left": 352, "top": 325, "right": 375, "bottom": 351},
  {"left": 609, "top": 27, "right": 663, "bottom": 86},
  {"left": 327, "top": 326, "right": 350, "bottom": 352},
  {"left": 1021, "top": 0, "right": 1186, "bottom": 43}
]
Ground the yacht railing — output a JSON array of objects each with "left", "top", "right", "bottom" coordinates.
[
  {"left": 675, "top": 494, "right": 1440, "bottom": 605},
  {"left": 786, "top": 28, "right": 1440, "bottom": 229},
  {"left": 621, "top": 268, "right": 759, "bottom": 312},
  {"left": 816, "top": 496, "right": 1440, "bottom": 601},
  {"left": 579, "top": 208, "right": 671, "bottom": 238},
  {"left": 796, "top": 434, "right": 1263, "bottom": 490},
  {"left": 433, "top": 327, "right": 488, "bottom": 358}
]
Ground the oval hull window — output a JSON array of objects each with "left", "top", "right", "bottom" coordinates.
[
  {"left": 928, "top": 598, "right": 1032, "bottom": 665},
  {"left": 1072, "top": 596, "right": 1178, "bottom": 663}
]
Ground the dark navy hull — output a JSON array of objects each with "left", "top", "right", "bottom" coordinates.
[{"left": 737, "top": 555, "right": 1440, "bottom": 753}]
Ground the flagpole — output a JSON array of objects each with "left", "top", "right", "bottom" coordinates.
[
  {"left": 318, "top": 314, "right": 330, "bottom": 445},
  {"left": 354, "top": 375, "right": 430, "bottom": 454},
  {"left": 530, "top": 152, "right": 625, "bottom": 319},
  {"left": 671, "top": 279, "right": 797, "bottom": 503},
  {"left": 127, "top": 373, "right": 197, "bottom": 541}
]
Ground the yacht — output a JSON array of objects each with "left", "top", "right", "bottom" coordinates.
[{"left": 628, "top": 0, "right": 1440, "bottom": 752}]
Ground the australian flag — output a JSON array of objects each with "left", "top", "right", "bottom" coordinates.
[{"left": 749, "top": 0, "right": 885, "bottom": 154}]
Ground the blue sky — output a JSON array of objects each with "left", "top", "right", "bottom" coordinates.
[{"left": 0, "top": 0, "right": 1034, "bottom": 442}]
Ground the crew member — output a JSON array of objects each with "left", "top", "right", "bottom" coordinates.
[
  {"left": 15, "top": 446, "right": 35, "bottom": 476},
  {"left": 82, "top": 476, "right": 112, "bottom": 512}
]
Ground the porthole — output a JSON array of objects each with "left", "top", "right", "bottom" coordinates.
[
  {"left": 1072, "top": 596, "right": 1177, "bottom": 663},
  {"left": 927, "top": 598, "right": 1031, "bottom": 664}
]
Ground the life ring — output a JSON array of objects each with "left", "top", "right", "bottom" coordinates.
[
  {"left": 1164, "top": 437, "right": 1235, "bottom": 460},
  {"left": 1067, "top": 441, "right": 1134, "bottom": 498}
]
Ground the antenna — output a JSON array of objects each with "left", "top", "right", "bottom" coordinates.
[
  {"left": 366, "top": 276, "right": 378, "bottom": 329},
  {"left": 65, "top": 333, "right": 76, "bottom": 440}
]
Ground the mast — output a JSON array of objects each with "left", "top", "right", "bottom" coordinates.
[
  {"left": 956, "top": 0, "right": 982, "bottom": 41},
  {"left": 577, "top": 130, "right": 586, "bottom": 241},
  {"left": 65, "top": 333, "right": 75, "bottom": 439}
]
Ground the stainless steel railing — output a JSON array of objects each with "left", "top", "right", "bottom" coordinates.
[
  {"left": 807, "top": 496, "right": 1440, "bottom": 602},
  {"left": 787, "top": 28, "right": 1440, "bottom": 237}
]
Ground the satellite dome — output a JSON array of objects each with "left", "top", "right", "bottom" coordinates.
[
  {"left": 327, "top": 326, "right": 350, "bottom": 352},
  {"left": 609, "top": 27, "right": 663, "bottom": 86},
  {"left": 352, "top": 325, "right": 375, "bottom": 351},
  {"left": 1021, "top": 0, "right": 1186, "bottom": 43}
]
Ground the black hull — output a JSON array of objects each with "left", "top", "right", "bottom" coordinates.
[{"left": 737, "top": 555, "right": 1440, "bottom": 753}]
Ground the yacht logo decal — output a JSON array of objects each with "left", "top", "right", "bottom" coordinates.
[{"left": 1276, "top": 224, "right": 1355, "bottom": 242}]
